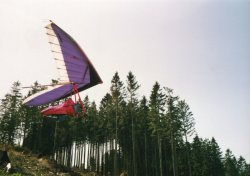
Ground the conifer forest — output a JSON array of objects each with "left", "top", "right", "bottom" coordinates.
[{"left": 0, "top": 71, "right": 249, "bottom": 176}]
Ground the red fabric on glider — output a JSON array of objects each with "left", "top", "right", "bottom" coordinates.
[{"left": 41, "top": 98, "right": 76, "bottom": 116}]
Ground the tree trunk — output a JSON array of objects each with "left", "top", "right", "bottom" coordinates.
[
  {"left": 144, "top": 133, "right": 148, "bottom": 176},
  {"left": 185, "top": 133, "right": 192, "bottom": 176},
  {"left": 171, "top": 130, "right": 176, "bottom": 176},
  {"left": 132, "top": 115, "right": 137, "bottom": 176},
  {"left": 158, "top": 133, "right": 163, "bottom": 176},
  {"left": 114, "top": 103, "right": 118, "bottom": 176}
]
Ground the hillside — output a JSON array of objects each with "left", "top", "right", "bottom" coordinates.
[{"left": 1, "top": 146, "right": 96, "bottom": 176}]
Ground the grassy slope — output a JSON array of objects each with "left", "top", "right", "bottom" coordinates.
[{"left": 1, "top": 146, "right": 96, "bottom": 176}]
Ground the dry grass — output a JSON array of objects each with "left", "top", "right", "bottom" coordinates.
[{"left": 0, "top": 145, "right": 96, "bottom": 176}]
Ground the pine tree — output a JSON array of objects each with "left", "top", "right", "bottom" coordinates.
[
  {"left": 224, "top": 149, "right": 239, "bottom": 176},
  {"left": 190, "top": 135, "right": 203, "bottom": 176},
  {"left": 177, "top": 100, "right": 195, "bottom": 176},
  {"left": 209, "top": 137, "right": 224, "bottom": 176},
  {"left": 0, "top": 94, "right": 12, "bottom": 143},
  {"left": 237, "top": 156, "right": 249, "bottom": 176},
  {"left": 110, "top": 72, "right": 125, "bottom": 176},
  {"left": 126, "top": 71, "right": 140, "bottom": 176},
  {"left": 0, "top": 81, "right": 22, "bottom": 145},
  {"left": 99, "top": 93, "right": 114, "bottom": 175},
  {"left": 138, "top": 96, "right": 149, "bottom": 176},
  {"left": 148, "top": 82, "right": 166, "bottom": 176},
  {"left": 165, "top": 88, "right": 180, "bottom": 176}
]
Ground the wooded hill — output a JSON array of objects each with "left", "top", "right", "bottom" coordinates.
[{"left": 0, "top": 72, "right": 249, "bottom": 176}]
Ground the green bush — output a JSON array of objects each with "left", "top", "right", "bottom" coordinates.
[
  {"left": 10, "top": 173, "right": 22, "bottom": 176},
  {"left": 0, "top": 169, "right": 22, "bottom": 176}
]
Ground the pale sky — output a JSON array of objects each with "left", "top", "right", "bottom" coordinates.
[{"left": 0, "top": 0, "right": 249, "bottom": 161}]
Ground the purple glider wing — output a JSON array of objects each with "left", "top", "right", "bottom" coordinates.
[{"left": 23, "top": 22, "right": 102, "bottom": 107}]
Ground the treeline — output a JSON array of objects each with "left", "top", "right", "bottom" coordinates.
[{"left": 0, "top": 72, "right": 249, "bottom": 176}]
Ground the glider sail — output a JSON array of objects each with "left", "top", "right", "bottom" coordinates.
[{"left": 23, "top": 22, "right": 102, "bottom": 107}]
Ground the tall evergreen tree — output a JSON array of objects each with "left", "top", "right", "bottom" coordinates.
[
  {"left": 209, "top": 137, "right": 224, "bottom": 176},
  {"left": 177, "top": 100, "right": 195, "bottom": 176},
  {"left": 99, "top": 93, "right": 114, "bottom": 175},
  {"left": 126, "top": 71, "right": 140, "bottom": 176},
  {"left": 0, "top": 81, "right": 22, "bottom": 145},
  {"left": 165, "top": 88, "right": 180, "bottom": 176},
  {"left": 237, "top": 156, "right": 249, "bottom": 176},
  {"left": 224, "top": 149, "right": 239, "bottom": 176},
  {"left": 190, "top": 135, "right": 204, "bottom": 176},
  {"left": 110, "top": 72, "right": 125, "bottom": 176},
  {"left": 138, "top": 96, "right": 149, "bottom": 176},
  {"left": 148, "top": 82, "right": 166, "bottom": 176}
]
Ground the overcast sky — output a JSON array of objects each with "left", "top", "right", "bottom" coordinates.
[{"left": 0, "top": 0, "right": 249, "bottom": 161}]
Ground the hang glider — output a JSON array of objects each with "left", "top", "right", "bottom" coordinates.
[{"left": 23, "top": 21, "right": 102, "bottom": 114}]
